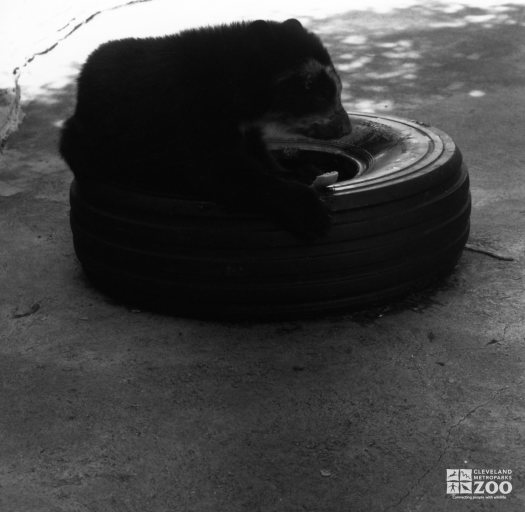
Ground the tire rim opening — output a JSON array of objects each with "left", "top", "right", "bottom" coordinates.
[{"left": 270, "top": 141, "right": 373, "bottom": 184}]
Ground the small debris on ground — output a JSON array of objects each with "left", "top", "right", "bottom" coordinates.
[{"left": 12, "top": 302, "right": 40, "bottom": 318}]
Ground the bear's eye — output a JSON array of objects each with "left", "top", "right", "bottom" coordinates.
[
  {"left": 304, "top": 75, "right": 314, "bottom": 91},
  {"left": 306, "top": 71, "right": 336, "bottom": 101}
]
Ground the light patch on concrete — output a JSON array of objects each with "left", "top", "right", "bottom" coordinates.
[
  {"left": 340, "top": 35, "right": 368, "bottom": 45},
  {"left": 470, "top": 187, "right": 504, "bottom": 209},
  {"left": 337, "top": 57, "right": 374, "bottom": 72},
  {"left": 352, "top": 98, "right": 395, "bottom": 112},
  {"left": 0, "top": 181, "right": 23, "bottom": 197},
  {"left": 469, "top": 89, "right": 486, "bottom": 97},
  {"left": 0, "top": 149, "right": 64, "bottom": 196}
]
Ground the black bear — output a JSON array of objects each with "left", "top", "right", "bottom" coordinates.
[{"left": 60, "top": 19, "right": 351, "bottom": 239}]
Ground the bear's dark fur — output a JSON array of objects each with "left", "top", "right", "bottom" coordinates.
[{"left": 60, "top": 19, "right": 351, "bottom": 238}]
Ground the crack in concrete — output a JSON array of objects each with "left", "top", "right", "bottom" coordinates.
[
  {"left": 484, "top": 324, "right": 515, "bottom": 348},
  {"left": 502, "top": 324, "right": 510, "bottom": 343},
  {"left": 383, "top": 386, "right": 510, "bottom": 511},
  {"left": 12, "top": 0, "right": 153, "bottom": 78},
  {"left": 465, "top": 244, "right": 515, "bottom": 262},
  {"left": 410, "top": 339, "right": 428, "bottom": 388}
]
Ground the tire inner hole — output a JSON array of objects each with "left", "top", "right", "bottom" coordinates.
[{"left": 272, "top": 148, "right": 362, "bottom": 185}]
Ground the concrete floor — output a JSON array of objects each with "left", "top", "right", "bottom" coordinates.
[{"left": 1, "top": 2, "right": 524, "bottom": 511}]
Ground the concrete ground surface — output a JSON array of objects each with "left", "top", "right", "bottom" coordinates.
[{"left": 1, "top": 1, "right": 524, "bottom": 511}]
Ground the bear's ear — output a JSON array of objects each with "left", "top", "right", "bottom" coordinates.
[
  {"left": 249, "top": 20, "right": 272, "bottom": 34},
  {"left": 282, "top": 18, "right": 303, "bottom": 30}
]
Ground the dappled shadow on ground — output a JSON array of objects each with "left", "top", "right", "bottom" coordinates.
[
  {"left": 12, "top": 2, "right": 525, "bottom": 138},
  {"left": 13, "top": 75, "right": 78, "bottom": 151},
  {"left": 0, "top": 68, "right": 78, "bottom": 198},
  {"left": 306, "top": 3, "right": 525, "bottom": 112}
]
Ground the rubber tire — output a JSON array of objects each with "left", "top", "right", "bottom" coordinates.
[{"left": 69, "top": 113, "right": 470, "bottom": 319}]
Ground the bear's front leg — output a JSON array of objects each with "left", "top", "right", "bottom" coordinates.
[{"left": 205, "top": 134, "right": 332, "bottom": 240}]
